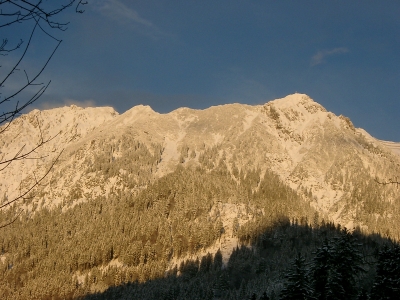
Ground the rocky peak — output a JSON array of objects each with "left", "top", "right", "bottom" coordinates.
[{"left": 266, "top": 93, "right": 326, "bottom": 114}]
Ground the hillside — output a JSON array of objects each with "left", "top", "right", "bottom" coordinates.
[
  {"left": 1, "top": 93, "right": 400, "bottom": 299},
  {"left": 2, "top": 93, "right": 399, "bottom": 227}
]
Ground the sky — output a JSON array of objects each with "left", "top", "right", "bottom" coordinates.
[{"left": 1, "top": 0, "right": 400, "bottom": 141}]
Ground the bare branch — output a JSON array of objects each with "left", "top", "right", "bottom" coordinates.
[
  {"left": 0, "top": 40, "right": 61, "bottom": 102},
  {"left": 0, "top": 0, "right": 85, "bottom": 227},
  {"left": 0, "top": 116, "right": 60, "bottom": 170},
  {"left": 0, "top": 0, "right": 87, "bottom": 29},
  {"left": 375, "top": 177, "right": 400, "bottom": 189},
  {"left": 0, "top": 209, "right": 23, "bottom": 229},
  {"left": 0, "top": 18, "right": 39, "bottom": 92},
  {"left": 0, "top": 38, "right": 23, "bottom": 55},
  {"left": 0, "top": 40, "right": 61, "bottom": 126},
  {"left": 0, "top": 149, "right": 64, "bottom": 210},
  {"left": 0, "top": 80, "right": 50, "bottom": 131},
  {"left": 76, "top": 0, "right": 88, "bottom": 14}
]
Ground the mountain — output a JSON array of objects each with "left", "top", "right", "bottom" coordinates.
[
  {"left": 0, "top": 105, "right": 118, "bottom": 206},
  {"left": 1, "top": 94, "right": 400, "bottom": 299},
  {"left": 2, "top": 94, "right": 399, "bottom": 226}
]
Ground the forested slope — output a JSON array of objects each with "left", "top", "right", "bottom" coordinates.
[
  {"left": 82, "top": 223, "right": 399, "bottom": 300},
  {"left": 1, "top": 163, "right": 316, "bottom": 299}
]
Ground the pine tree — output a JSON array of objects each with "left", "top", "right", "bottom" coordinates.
[
  {"left": 312, "top": 239, "right": 331, "bottom": 300},
  {"left": 329, "top": 229, "right": 365, "bottom": 299},
  {"left": 165, "top": 284, "right": 180, "bottom": 300},
  {"left": 370, "top": 245, "right": 400, "bottom": 299},
  {"left": 199, "top": 253, "right": 213, "bottom": 273},
  {"left": 213, "top": 272, "right": 230, "bottom": 299},
  {"left": 280, "top": 254, "right": 315, "bottom": 300},
  {"left": 249, "top": 293, "right": 257, "bottom": 300},
  {"left": 312, "top": 229, "right": 365, "bottom": 300},
  {"left": 214, "top": 249, "right": 223, "bottom": 271},
  {"left": 260, "top": 291, "right": 270, "bottom": 300},
  {"left": 324, "top": 268, "right": 345, "bottom": 300}
]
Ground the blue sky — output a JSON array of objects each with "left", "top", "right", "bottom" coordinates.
[{"left": 2, "top": 1, "right": 400, "bottom": 141}]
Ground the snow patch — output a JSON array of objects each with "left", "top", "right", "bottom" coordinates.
[
  {"left": 242, "top": 110, "right": 258, "bottom": 132},
  {"left": 155, "top": 132, "right": 186, "bottom": 176},
  {"left": 212, "top": 133, "right": 224, "bottom": 144},
  {"left": 379, "top": 140, "right": 400, "bottom": 157}
]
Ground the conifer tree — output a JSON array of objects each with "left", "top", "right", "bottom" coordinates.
[
  {"left": 280, "top": 254, "right": 315, "bottom": 300},
  {"left": 312, "top": 239, "right": 332, "bottom": 300},
  {"left": 329, "top": 229, "right": 365, "bottom": 299},
  {"left": 249, "top": 292, "right": 257, "bottom": 300},
  {"left": 260, "top": 291, "right": 270, "bottom": 300},
  {"left": 214, "top": 249, "right": 223, "bottom": 271},
  {"left": 312, "top": 229, "right": 365, "bottom": 300},
  {"left": 370, "top": 245, "right": 400, "bottom": 299},
  {"left": 213, "top": 272, "right": 230, "bottom": 299}
]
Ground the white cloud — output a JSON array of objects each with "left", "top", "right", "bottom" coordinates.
[
  {"left": 97, "top": 0, "right": 153, "bottom": 27},
  {"left": 89, "top": 0, "right": 178, "bottom": 42},
  {"left": 93, "top": 0, "right": 167, "bottom": 39},
  {"left": 38, "top": 99, "right": 96, "bottom": 110},
  {"left": 311, "top": 47, "right": 349, "bottom": 66}
]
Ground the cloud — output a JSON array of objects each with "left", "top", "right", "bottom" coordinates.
[
  {"left": 38, "top": 99, "right": 97, "bottom": 110},
  {"left": 90, "top": 0, "right": 176, "bottom": 41},
  {"left": 94, "top": 0, "right": 166, "bottom": 39},
  {"left": 311, "top": 47, "right": 349, "bottom": 66},
  {"left": 97, "top": 0, "right": 153, "bottom": 27}
]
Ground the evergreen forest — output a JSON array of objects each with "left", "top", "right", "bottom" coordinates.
[{"left": 1, "top": 139, "right": 400, "bottom": 299}]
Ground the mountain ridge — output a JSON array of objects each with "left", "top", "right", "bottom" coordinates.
[{"left": 1, "top": 93, "right": 400, "bottom": 229}]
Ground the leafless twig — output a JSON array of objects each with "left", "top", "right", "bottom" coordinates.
[
  {"left": 0, "top": 149, "right": 64, "bottom": 210},
  {"left": 0, "top": 209, "right": 23, "bottom": 229},
  {"left": 375, "top": 177, "right": 400, "bottom": 189},
  {"left": 0, "top": 116, "right": 60, "bottom": 171},
  {"left": 0, "top": 1, "right": 85, "bottom": 227}
]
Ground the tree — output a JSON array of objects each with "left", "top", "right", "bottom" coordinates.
[
  {"left": 213, "top": 272, "right": 229, "bottom": 299},
  {"left": 0, "top": 0, "right": 86, "bottom": 227},
  {"left": 213, "top": 248, "right": 223, "bottom": 271},
  {"left": 311, "top": 230, "right": 365, "bottom": 300},
  {"left": 312, "top": 239, "right": 332, "bottom": 300},
  {"left": 260, "top": 291, "right": 270, "bottom": 300},
  {"left": 280, "top": 253, "right": 315, "bottom": 300},
  {"left": 370, "top": 245, "right": 400, "bottom": 299}
]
